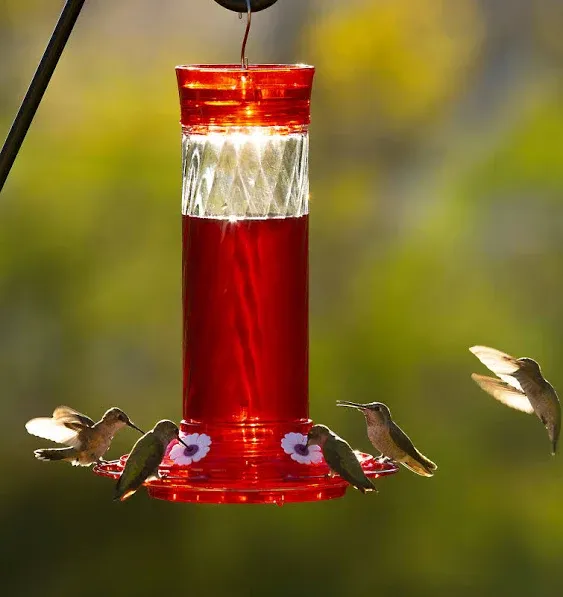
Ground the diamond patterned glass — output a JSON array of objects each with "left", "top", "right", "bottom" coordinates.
[{"left": 181, "top": 128, "right": 309, "bottom": 219}]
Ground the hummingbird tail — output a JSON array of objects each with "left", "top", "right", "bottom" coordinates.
[
  {"left": 113, "top": 488, "right": 137, "bottom": 502},
  {"left": 33, "top": 447, "right": 77, "bottom": 462},
  {"left": 401, "top": 454, "right": 437, "bottom": 477},
  {"left": 352, "top": 475, "right": 377, "bottom": 494}
]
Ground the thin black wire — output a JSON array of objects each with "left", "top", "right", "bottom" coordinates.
[
  {"left": 0, "top": 0, "right": 86, "bottom": 193},
  {"left": 240, "top": 0, "right": 252, "bottom": 68}
]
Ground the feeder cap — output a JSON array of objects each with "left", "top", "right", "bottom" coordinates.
[{"left": 176, "top": 64, "right": 315, "bottom": 129}]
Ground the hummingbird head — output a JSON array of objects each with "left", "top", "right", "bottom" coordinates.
[
  {"left": 306, "top": 424, "right": 331, "bottom": 447},
  {"left": 336, "top": 401, "right": 391, "bottom": 424},
  {"left": 516, "top": 357, "right": 542, "bottom": 375},
  {"left": 102, "top": 408, "right": 144, "bottom": 434},
  {"left": 152, "top": 420, "right": 190, "bottom": 449}
]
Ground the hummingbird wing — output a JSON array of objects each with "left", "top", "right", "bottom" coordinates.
[
  {"left": 469, "top": 346, "right": 527, "bottom": 392},
  {"left": 53, "top": 406, "right": 96, "bottom": 429},
  {"left": 471, "top": 373, "right": 535, "bottom": 414},
  {"left": 114, "top": 432, "right": 165, "bottom": 501},
  {"left": 323, "top": 435, "right": 375, "bottom": 493},
  {"left": 387, "top": 422, "right": 437, "bottom": 475},
  {"left": 25, "top": 417, "right": 81, "bottom": 447},
  {"left": 469, "top": 346, "right": 521, "bottom": 376}
]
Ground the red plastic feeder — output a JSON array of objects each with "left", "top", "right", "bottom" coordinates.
[{"left": 94, "top": 64, "right": 398, "bottom": 504}]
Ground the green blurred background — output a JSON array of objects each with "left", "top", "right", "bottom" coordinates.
[{"left": 2, "top": 0, "right": 563, "bottom": 595}]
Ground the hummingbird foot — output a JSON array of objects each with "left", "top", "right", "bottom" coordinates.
[
  {"left": 377, "top": 455, "right": 393, "bottom": 464},
  {"left": 97, "top": 458, "right": 110, "bottom": 466}
]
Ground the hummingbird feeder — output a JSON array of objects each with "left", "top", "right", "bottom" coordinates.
[{"left": 2, "top": 0, "right": 398, "bottom": 504}]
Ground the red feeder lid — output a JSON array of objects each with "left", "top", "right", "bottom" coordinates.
[{"left": 176, "top": 64, "right": 315, "bottom": 129}]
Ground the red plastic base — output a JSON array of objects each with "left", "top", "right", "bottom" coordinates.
[{"left": 94, "top": 419, "right": 398, "bottom": 505}]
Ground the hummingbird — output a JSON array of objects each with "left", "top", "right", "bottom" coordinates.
[
  {"left": 469, "top": 345, "right": 561, "bottom": 455},
  {"left": 25, "top": 406, "right": 144, "bottom": 467},
  {"left": 336, "top": 401, "right": 437, "bottom": 477},
  {"left": 306, "top": 424, "right": 376, "bottom": 493},
  {"left": 114, "top": 420, "right": 189, "bottom": 501}
]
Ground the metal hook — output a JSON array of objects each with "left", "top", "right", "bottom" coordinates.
[{"left": 239, "top": 0, "right": 252, "bottom": 69}]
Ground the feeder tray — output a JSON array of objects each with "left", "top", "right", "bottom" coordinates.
[{"left": 95, "top": 453, "right": 397, "bottom": 505}]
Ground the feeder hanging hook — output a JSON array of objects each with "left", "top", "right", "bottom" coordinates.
[{"left": 240, "top": 0, "right": 252, "bottom": 69}]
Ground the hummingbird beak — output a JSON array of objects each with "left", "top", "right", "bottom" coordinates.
[
  {"left": 177, "top": 436, "right": 191, "bottom": 449},
  {"left": 127, "top": 421, "right": 145, "bottom": 434},
  {"left": 336, "top": 400, "right": 368, "bottom": 411}
]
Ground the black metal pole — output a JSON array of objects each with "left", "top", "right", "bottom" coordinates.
[{"left": 0, "top": 0, "right": 86, "bottom": 193}]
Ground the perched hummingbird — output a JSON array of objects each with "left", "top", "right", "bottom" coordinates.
[
  {"left": 336, "top": 401, "right": 437, "bottom": 477},
  {"left": 114, "top": 420, "right": 188, "bottom": 501},
  {"left": 25, "top": 406, "right": 144, "bottom": 467},
  {"left": 470, "top": 345, "right": 561, "bottom": 455},
  {"left": 306, "top": 424, "right": 376, "bottom": 493}
]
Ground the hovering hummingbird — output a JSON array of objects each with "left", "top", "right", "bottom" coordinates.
[
  {"left": 306, "top": 424, "right": 376, "bottom": 493},
  {"left": 470, "top": 345, "right": 561, "bottom": 455},
  {"left": 114, "top": 420, "right": 188, "bottom": 501},
  {"left": 336, "top": 401, "right": 437, "bottom": 477},
  {"left": 25, "top": 406, "right": 144, "bottom": 467}
]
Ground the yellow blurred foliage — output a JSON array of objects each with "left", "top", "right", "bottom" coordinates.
[{"left": 307, "top": 0, "right": 484, "bottom": 130}]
